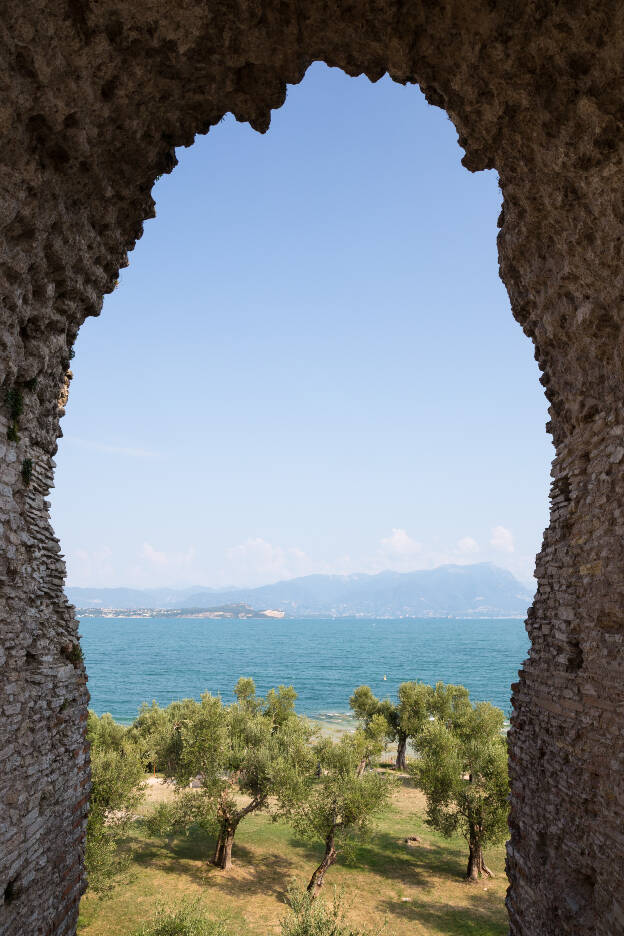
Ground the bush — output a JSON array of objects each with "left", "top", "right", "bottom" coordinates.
[
  {"left": 130, "top": 898, "right": 231, "bottom": 936},
  {"left": 280, "top": 888, "right": 384, "bottom": 936},
  {"left": 21, "top": 457, "right": 33, "bottom": 486},
  {"left": 84, "top": 826, "right": 123, "bottom": 898},
  {"left": 86, "top": 711, "right": 146, "bottom": 894}
]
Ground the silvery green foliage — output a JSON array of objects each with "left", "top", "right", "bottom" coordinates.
[
  {"left": 280, "top": 888, "right": 384, "bottom": 936},
  {"left": 140, "top": 679, "right": 316, "bottom": 868},
  {"left": 130, "top": 898, "right": 231, "bottom": 936},
  {"left": 288, "top": 734, "right": 394, "bottom": 862},
  {"left": 410, "top": 698, "right": 509, "bottom": 871},
  {"left": 86, "top": 711, "right": 146, "bottom": 894}
]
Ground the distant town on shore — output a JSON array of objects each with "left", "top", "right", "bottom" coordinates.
[{"left": 76, "top": 603, "right": 285, "bottom": 620}]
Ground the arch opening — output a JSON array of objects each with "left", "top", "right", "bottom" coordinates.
[{"left": 51, "top": 79, "right": 549, "bottom": 889}]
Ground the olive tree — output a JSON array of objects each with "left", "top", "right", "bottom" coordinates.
[
  {"left": 149, "top": 679, "right": 314, "bottom": 870},
  {"left": 131, "top": 697, "right": 200, "bottom": 775},
  {"left": 427, "top": 681, "right": 471, "bottom": 727},
  {"left": 286, "top": 733, "right": 394, "bottom": 897},
  {"left": 350, "top": 681, "right": 440, "bottom": 770},
  {"left": 86, "top": 711, "right": 146, "bottom": 893},
  {"left": 349, "top": 686, "right": 404, "bottom": 768},
  {"left": 411, "top": 699, "right": 509, "bottom": 881}
]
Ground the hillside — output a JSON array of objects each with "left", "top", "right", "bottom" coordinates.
[{"left": 67, "top": 562, "right": 533, "bottom": 618}]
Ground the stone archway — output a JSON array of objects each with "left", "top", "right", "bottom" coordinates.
[{"left": 2, "top": 3, "right": 624, "bottom": 934}]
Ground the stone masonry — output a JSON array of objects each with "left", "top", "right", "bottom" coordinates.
[{"left": 2, "top": 1, "right": 624, "bottom": 933}]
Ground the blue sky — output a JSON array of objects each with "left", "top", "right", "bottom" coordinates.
[{"left": 51, "top": 63, "right": 553, "bottom": 590}]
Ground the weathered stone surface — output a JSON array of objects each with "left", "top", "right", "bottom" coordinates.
[{"left": 1, "top": 2, "right": 624, "bottom": 934}]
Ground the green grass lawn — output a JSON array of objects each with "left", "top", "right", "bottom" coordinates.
[{"left": 78, "top": 779, "right": 508, "bottom": 936}]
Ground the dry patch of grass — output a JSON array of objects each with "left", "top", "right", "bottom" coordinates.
[{"left": 78, "top": 775, "right": 508, "bottom": 936}]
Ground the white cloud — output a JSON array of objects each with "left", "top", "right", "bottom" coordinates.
[
  {"left": 67, "top": 526, "right": 529, "bottom": 591},
  {"left": 380, "top": 528, "right": 422, "bottom": 558},
  {"left": 141, "top": 542, "right": 196, "bottom": 567},
  {"left": 141, "top": 542, "right": 168, "bottom": 565},
  {"left": 457, "top": 536, "right": 479, "bottom": 554},
  {"left": 373, "top": 528, "right": 424, "bottom": 572},
  {"left": 490, "top": 525, "right": 514, "bottom": 553},
  {"left": 67, "top": 545, "right": 114, "bottom": 587},
  {"left": 223, "top": 538, "right": 316, "bottom": 587}
]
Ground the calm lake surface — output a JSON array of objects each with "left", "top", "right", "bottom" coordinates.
[{"left": 80, "top": 616, "right": 529, "bottom": 725}]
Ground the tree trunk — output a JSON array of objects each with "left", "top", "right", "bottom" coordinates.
[
  {"left": 466, "top": 839, "right": 494, "bottom": 882},
  {"left": 396, "top": 733, "right": 408, "bottom": 771},
  {"left": 212, "top": 795, "right": 265, "bottom": 871},
  {"left": 213, "top": 824, "right": 236, "bottom": 870},
  {"left": 307, "top": 832, "right": 337, "bottom": 898}
]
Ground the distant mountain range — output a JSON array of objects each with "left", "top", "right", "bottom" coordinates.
[{"left": 67, "top": 563, "right": 533, "bottom": 618}]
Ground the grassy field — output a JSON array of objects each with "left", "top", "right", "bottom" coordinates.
[{"left": 78, "top": 775, "right": 508, "bottom": 936}]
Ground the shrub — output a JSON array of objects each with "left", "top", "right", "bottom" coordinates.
[
  {"left": 130, "top": 898, "right": 231, "bottom": 936},
  {"left": 21, "top": 458, "right": 33, "bottom": 486},
  {"left": 280, "top": 888, "right": 384, "bottom": 936},
  {"left": 63, "top": 642, "right": 83, "bottom": 665},
  {"left": 5, "top": 387, "right": 23, "bottom": 441},
  {"left": 86, "top": 711, "right": 146, "bottom": 894},
  {"left": 5, "top": 387, "right": 23, "bottom": 422}
]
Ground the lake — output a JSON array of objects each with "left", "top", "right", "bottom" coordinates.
[{"left": 80, "top": 616, "right": 529, "bottom": 726}]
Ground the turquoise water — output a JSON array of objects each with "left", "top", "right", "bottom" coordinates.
[{"left": 80, "top": 616, "right": 529, "bottom": 725}]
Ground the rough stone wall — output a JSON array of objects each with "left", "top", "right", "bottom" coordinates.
[{"left": 2, "top": 1, "right": 624, "bottom": 933}]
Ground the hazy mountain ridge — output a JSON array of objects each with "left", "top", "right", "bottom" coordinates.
[{"left": 67, "top": 563, "right": 533, "bottom": 618}]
